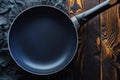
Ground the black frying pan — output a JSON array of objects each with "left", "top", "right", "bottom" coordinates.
[{"left": 8, "top": 0, "right": 119, "bottom": 75}]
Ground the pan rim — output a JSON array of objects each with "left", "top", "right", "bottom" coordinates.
[{"left": 7, "top": 5, "right": 79, "bottom": 75}]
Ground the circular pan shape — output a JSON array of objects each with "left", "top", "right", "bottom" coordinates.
[{"left": 8, "top": 5, "right": 78, "bottom": 75}]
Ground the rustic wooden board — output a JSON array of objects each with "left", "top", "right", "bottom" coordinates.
[
  {"left": 67, "top": 0, "right": 120, "bottom": 80},
  {"left": 99, "top": 0, "right": 120, "bottom": 80},
  {"left": 67, "top": 0, "right": 100, "bottom": 80}
]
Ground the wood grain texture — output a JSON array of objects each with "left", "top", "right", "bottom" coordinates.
[
  {"left": 68, "top": 0, "right": 120, "bottom": 80},
  {"left": 100, "top": 0, "right": 120, "bottom": 80},
  {"left": 67, "top": 0, "right": 100, "bottom": 80}
]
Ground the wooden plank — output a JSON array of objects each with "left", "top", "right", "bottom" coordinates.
[
  {"left": 100, "top": 0, "right": 120, "bottom": 80},
  {"left": 67, "top": 0, "right": 100, "bottom": 80},
  {"left": 80, "top": 0, "right": 100, "bottom": 80}
]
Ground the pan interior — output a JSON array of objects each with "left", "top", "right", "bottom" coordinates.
[{"left": 9, "top": 6, "right": 78, "bottom": 75}]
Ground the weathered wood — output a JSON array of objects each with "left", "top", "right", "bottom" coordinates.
[
  {"left": 67, "top": 0, "right": 100, "bottom": 80},
  {"left": 68, "top": 0, "right": 120, "bottom": 80},
  {"left": 100, "top": 0, "right": 120, "bottom": 80}
]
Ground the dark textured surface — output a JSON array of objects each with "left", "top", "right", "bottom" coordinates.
[{"left": 0, "top": 0, "right": 119, "bottom": 80}]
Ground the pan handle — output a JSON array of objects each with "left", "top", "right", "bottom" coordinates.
[{"left": 71, "top": 0, "right": 119, "bottom": 28}]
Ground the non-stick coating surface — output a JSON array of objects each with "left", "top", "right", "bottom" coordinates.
[{"left": 8, "top": 6, "right": 78, "bottom": 75}]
